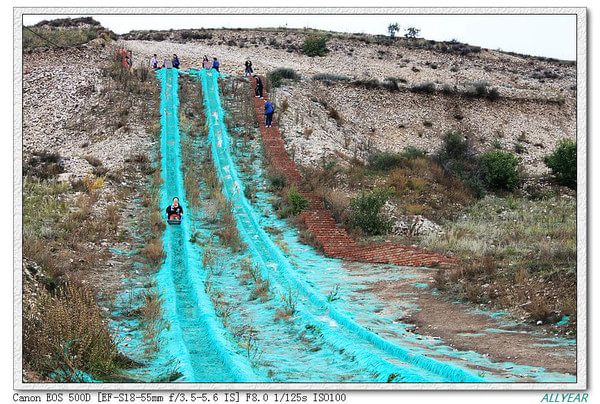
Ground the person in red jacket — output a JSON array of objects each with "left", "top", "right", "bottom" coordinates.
[{"left": 166, "top": 197, "right": 184, "bottom": 220}]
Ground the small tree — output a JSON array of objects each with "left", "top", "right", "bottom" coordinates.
[
  {"left": 350, "top": 187, "right": 393, "bottom": 236},
  {"left": 302, "top": 36, "right": 328, "bottom": 57},
  {"left": 387, "top": 23, "right": 400, "bottom": 38},
  {"left": 479, "top": 150, "right": 521, "bottom": 191},
  {"left": 545, "top": 139, "right": 576, "bottom": 189},
  {"left": 405, "top": 27, "right": 421, "bottom": 39},
  {"left": 287, "top": 184, "right": 309, "bottom": 215}
]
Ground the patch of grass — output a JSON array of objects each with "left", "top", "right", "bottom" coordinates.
[
  {"left": 216, "top": 222, "right": 245, "bottom": 252},
  {"left": 275, "top": 289, "right": 298, "bottom": 320},
  {"left": 23, "top": 279, "right": 124, "bottom": 381},
  {"left": 401, "top": 145, "right": 428, "bottom": 160},
  {"left": 368, "top": 152, "right": 405, "bottom": 171},
  {"left": 138, "top": 290, "right": 167, "bottom": 352},
  {"left": 267, "top": 67, "right": 300, "bottom": 89},
  {"left": 23, "top": 25, "right": 100, "bottom": 50},
  {"left": 268, "top": 172, "right": 287, "bottom": 191},
  {"left": 425, "top": 195, "right": 575, "bottom": 326}
]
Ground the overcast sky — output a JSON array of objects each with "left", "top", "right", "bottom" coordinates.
[{"left": 22, "top": 12, "right": 577, "bottom": 60}]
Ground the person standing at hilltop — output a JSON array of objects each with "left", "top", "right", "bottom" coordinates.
[
  {"left": 245, "top": 59, "right": 253, "bottom": 77},
  {"left": 172, "top": 54, "right": 180, "bottom": 69},
  {"left": 202, "top": 55, "right": 212, "bottom": 69},
  {"left": 264, "top": 100, "right": 274, "bottom": 128},
  {"left": 162, "top": 57, "right": 173, "bottom": 69},
  {"left": 212, "top": 57, "right": 220, "bottom": 72},
  {"left": 150, "top": 54, "right": 158, "bottom": 69},
  {"left": 255, "top": 76, "right": 264, "bottom": 98}
]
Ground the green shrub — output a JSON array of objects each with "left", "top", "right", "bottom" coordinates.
[
  {"left": 545, "top": 139, "right": 576, "bottom": 189},
  {"left": 479, "top": 150, "right": 521, "bottom": 191},
  {"left": 368, "top": 152, "right": 405, "bottom": 171},
  {"left": 268, "top": 172, "right": 287, "bottom": 191},
  {"left": 438, "top": 131, "right": 471, "bottom": 162},
  {"left": 267, "top": 67, "right": 299, "bottom": 89},
  {"left": 302, "top": 36, "right": 328, "bottom": 57},
  {"left": 287, "top": 184, "right": 309, "bottom": 215},
  {"left": 350, "top": 188, "right": 393, "bottom": 236},
  {"left": 514, "top": 143, "right": 526, "bottom": 154},
  {"left": 312, "top": 73, "right": 350, "bottom": 82},
  {"left": 401, "top": 145, "right": 428, "bottom": 159},
  {"left": 411, "top": 81, "right": 436, "bottom": 93},
  {"left": 351, "top": 79, "right": 381, "bottom": 90}
]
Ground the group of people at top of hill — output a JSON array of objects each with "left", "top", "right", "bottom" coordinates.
[
  {"left": 149, "top": 53, "right": 221, "bottom": 71},
  {"left": 149, "top": 54, "right": 181, "bottom": 70},
  {"left": 147, "top": 53, "right": 272, "bottom": 127},
  {"left": 202, "top": 55, "right": 220, "bottom": 71}
]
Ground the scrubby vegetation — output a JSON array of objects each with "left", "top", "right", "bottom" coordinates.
[
  {"left": 545, "top": 139, "right": 577, "bottom": 189},
  {"left": 22, "top": 45, "right": 164, "bottom": 381},
  {"left": 428, "top": 195, "right": 576, "bottom": 330},
  {"left": 297, "top": 126, "right": 574, "bottom": 330},
  {"left": 23, "top": 279, "right": 127, "bottom": 381},
  {"left": 302, "top": 36, "right": 329, "bottom": 57},
  {"left": 267, "top": 67, "right": 300, "bottom": 89},
  {"left": 349, "top": 188, "right": 393, "bottom": 236},
  {"left": 479, "top": 150, "right": 521, "bottom": 191},
  {"left": 24, "top": 26, "right": 99, "bottom": 50}
]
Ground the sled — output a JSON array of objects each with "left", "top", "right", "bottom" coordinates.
[{"left": 167, "top": 219, "right": 181, "bottom": 225}]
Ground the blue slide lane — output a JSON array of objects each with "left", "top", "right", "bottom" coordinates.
[{"left": 154, "top": 68, "right": 258, "bottom": 383}]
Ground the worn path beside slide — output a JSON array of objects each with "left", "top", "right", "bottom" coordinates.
[{"left": 250, "top": 76, "right": 459, "bottom": 269}]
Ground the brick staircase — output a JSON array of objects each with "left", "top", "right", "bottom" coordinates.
[{"left": 250, "top": 76, "right": 458, "bottom": 269}]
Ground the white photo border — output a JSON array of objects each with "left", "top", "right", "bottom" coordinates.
[{"left": 13, "top": 6, "right": 587, "bottom": 391}]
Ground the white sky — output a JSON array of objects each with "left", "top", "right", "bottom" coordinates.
[{"left": 22, "top": 13, "right": 577, "bottom": 60}]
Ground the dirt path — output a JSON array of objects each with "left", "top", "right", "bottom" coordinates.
[{"left": 353, "top": 265, "right": 576, "bottom": 379}]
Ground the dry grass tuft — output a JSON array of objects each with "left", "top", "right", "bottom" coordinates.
[
  {"left": 143, "top": 238, "right": 166, "bottom": 269},
  {"left": 23, "top": 279, "right": 124, "bottom": 381}
]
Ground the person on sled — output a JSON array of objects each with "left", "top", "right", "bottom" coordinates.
[{"left": 166, "top": 197, "right": 184, "bottom": 221}]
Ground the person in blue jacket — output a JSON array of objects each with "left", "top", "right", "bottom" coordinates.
[
  {"left": 212, "top": 57, "right": 220, "bottom": 72},
  {"left": 172, "top": 54, "right": 180, "bottom": 69},
  {"left": 264, "top": 100, "right": 274, "bottom": 127}
]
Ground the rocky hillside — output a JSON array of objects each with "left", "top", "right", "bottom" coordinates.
[
  {"left": 119, "top": 28, "right": 576, "bottom": 176},
  {"left": 23, "top": 25, "right": 575, "bottom": 179},
  {"left": 23, "top": 41, "right": 156, "bottom": 181}
]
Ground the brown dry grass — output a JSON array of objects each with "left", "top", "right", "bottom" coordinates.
[
  {"left": 23, "top": 279, "right": 124, "bottom": 381},
  {"left": 429, "top": 195, "right": 576, "bottom": 330},
  {"left": 143, "top": 238, "right": 166, "bottom": 269}
]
